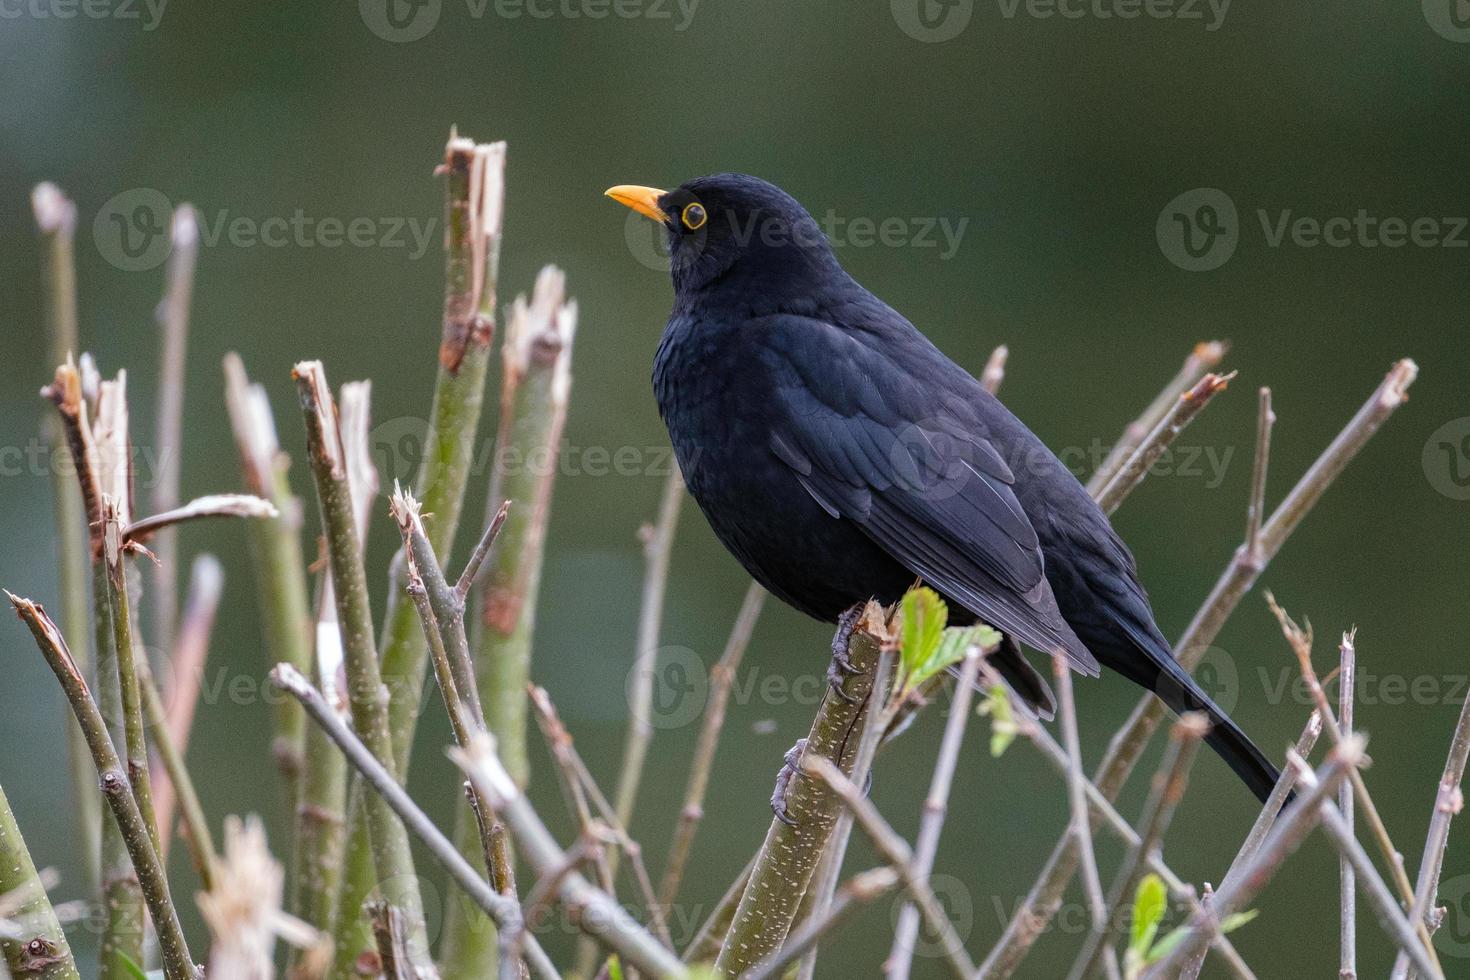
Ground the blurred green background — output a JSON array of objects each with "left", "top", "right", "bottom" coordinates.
[{"left": 2, "top": 1, "right": 1469, "bottom": 975}]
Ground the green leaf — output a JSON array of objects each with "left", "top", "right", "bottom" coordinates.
[
  {"left": 1143, "top": 906, "right": 1257, "bottom": 965},
  {"left": 980, "top": 684, "right": 1018, "bottom": 757},
  {"left": 899, "top": 586, "right": 948, "bottom": 687},
  {"left": 606, "top": 955, "right": 624, "bottom": 980},
  {"left": 113, "top": 953, "right": 150, "bottom": 980},
  {"left": 1129, "top": 873, "right": 1168, "bottom": 960}
]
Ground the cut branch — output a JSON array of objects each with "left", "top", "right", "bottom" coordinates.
[{"left": 9, "top": 595, "right": 194, "bottom": 980}]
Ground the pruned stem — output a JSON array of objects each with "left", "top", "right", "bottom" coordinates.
[
  {"left": 0, "top": 779, "right": 80, "bottom": 980},
  {"left": 9, "top": 595, "right": 195, "bottom": 980},
  {"left": 292, "top": 361, "right": 433, "bottom": 973},
  {"left": 32, "top": 185, "right": 97, "bottom": 894},
  {"left": 149, "top": 204, "right": 199, "bottom": 660},
  {"left": 222, "top": 353, "right": 315, "bottom": 810},
  {"left": 1222, "top": 709, "right": 1323, "bottom": 890},
  {"left": 444, "top": 263, "right": 576, "bottom": 974},
  {"left": 980, "top": 344, "right": 1009, "bottom": 394},
  {"left": 137, "top": 655, "right": 217, "bottom": 890},
  {"left": 712, "top": 602, "right": 890, "bottom": 978},
  {"left": 1339, "top": 629, "right": 1358, "bottom": 980},
  {"left": 746, "top": 867, "right": 898, "bottom": 980}
]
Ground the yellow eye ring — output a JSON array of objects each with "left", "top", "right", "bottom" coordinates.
[{"left": 681, "top": 202, "right": 707, "bottom": 230}]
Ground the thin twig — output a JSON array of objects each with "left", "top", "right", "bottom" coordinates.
[
  {"left": 1244, "top": 388, "right": 1274, "bottom": 562},
  {"left": 980, "top": 358, "right": 1418, "bottom": 980},
  {"left": 149, "top": 204, "right": 199, "bottom": 659},
  {"left": 269, "top": 665, "right": 557, "bottom": 980},
  {"left": 1339, "top": 629, "right": 1358, "bottom": 980},
  {"left": 33, "top": 185, "right": 97, "bottom": 895},
  {"left": 138, "top": 658, "right": 217, "bottom": 891},
  {"left": 980, "top": 344, "right": 1009, "bottom": 395},
  {"left": 1069, "top": 714, "right": 1208, "bottom": 980},
  {"left": 748, "top": 867, "right": 898, "bottom": 980},
  {"left": 123, "top": 494, "right": 276, "bottom": 545},
  {"left": 451, "top": 731, "right": 688, "bottom": 978},
  {"left": 1305, "top": 765, "right": 1444, "bottom": 980},
  {"left": 612, "top": 466, "right": 685, "bottom": 840},
  {"left": 1095, "top": 371, "right": 1234, "bottom": 515},
  {"left": 887, "top": 648, "right": 984, "bottom": 980},
  {"left": 1086, "top": 340, "right": 1227, "bottom": 496},
  {"left": 150, "top": 554, "right": 223, "bottom": 868},
  {"left": 1141, "top": 740, "right": 1361, "bottom": 979},
  {"left": 1266, "top": 594, "right": 1440, "bottom": 972},
  {"left": 805, "top": 758, "right": 976, "bottom": 978},
  {"left": 658, "top": 581, "right": 766, "bottom": 910},
  {"left": 681, "top": 854, "right": 754, "bottom": 964},
  {"left": 1392, "top": 681, "right": 1470, "bottom": 980},
  {"left": 9, "top": 595, "right": 195, "bottom": 979},
  {"left": 222, "top": 353, "right": 315, "bottom": 812},
  {"left": 1221, "top": 710, "right": 1323, "bottom": 890},
  {"left": 456, "top": 499, "right": 511, "bottom": 605},
  {"left": 1054, "top": 654, "right": 1119, "bottom": 980},
  {"left": 528, "top": 687, "right": 673, "bottom": 949},
  {"left": 101, "top": 501, "right": 162, "bottom": 858},
  {"left": 1014, "top": 704, "right": 1255, "bottom": 979}
]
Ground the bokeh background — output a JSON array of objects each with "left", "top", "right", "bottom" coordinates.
[{"left": 3, "top": 2, "right": 1469, "bottom": 975}]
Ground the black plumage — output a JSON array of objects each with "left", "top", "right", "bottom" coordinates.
[{"left": 608, "top": 173, "right": 1280, "bottom": 803}]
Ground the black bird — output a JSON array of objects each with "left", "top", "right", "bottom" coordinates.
[{"left": 607, "top": 174, "right": 1281, "bottom": 803}]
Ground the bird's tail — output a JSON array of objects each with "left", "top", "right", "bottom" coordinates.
[{"left": 1146, "top": 654, "right": 1282, "bottom": 804}]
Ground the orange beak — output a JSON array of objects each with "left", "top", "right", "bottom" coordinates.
[{"left": 604, "top": 184, "right": 669, "bottom": 224}]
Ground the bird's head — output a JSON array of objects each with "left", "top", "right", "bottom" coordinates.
[{"left": 605, "top": 173, "right": 844, "bottom": 300}]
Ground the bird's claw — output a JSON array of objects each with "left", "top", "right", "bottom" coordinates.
[
  {"left": 827, "top": 604, "right": 865, "bottom": 703},
  {"left": 769, "top": 738, "right": 808, "bottom": 826}
]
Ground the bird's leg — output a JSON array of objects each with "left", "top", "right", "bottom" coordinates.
[
  {"left": 825, "top": 602, "right": 866, "bottom": 704},
  {"left": 769, "top": 737, "right": 808, "bottom": 826}
]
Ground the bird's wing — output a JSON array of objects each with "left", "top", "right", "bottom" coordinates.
[{"left": 756, "top": 314, "right": 1098, "bottom": 676}]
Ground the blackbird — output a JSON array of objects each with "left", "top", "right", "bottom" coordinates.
[{"left": 607, "top": 174, "right": 1280, "bottom": 803}]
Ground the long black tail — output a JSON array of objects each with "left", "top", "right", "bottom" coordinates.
[{"left": 1118, "top": 650, "right": 1282, "bottom": 804}]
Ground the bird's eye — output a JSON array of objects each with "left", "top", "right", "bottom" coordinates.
[{"left": 681, "top": 202, "right": 707, "bottom": 230}]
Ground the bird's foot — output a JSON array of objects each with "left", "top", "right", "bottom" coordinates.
[
  {"left": 826, "top": 603, "right": 866, "bottom": 704},
  {"left": 769, "top": 738, "right": 808, "bottom": 826}
]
